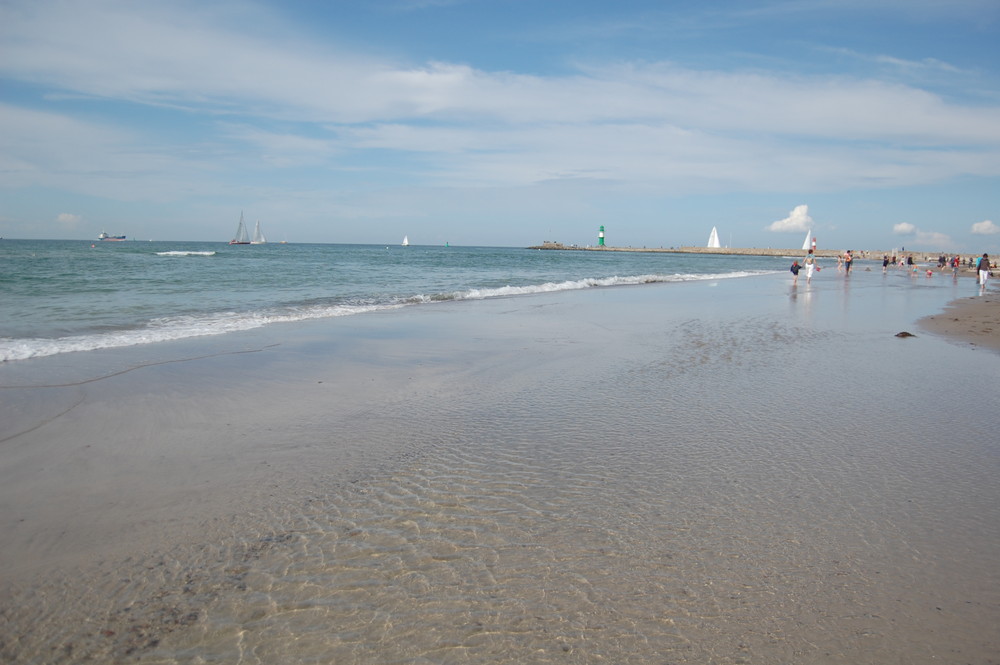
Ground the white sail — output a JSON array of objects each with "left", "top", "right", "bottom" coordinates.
[
  {"left": 402, "top": 235, "right": 409, "bottom": 246},
  {"left": 230, "top": 212, "right": 250, "bottom": 244},
  {"left": 251, "top": 220, "right": 267, "bottom": 244},
  {"left": 802, "top": 230, "right": 812, "bottom": 251},
  {"left": 707, "top": 226, "right": 721, "bottom": 248}
]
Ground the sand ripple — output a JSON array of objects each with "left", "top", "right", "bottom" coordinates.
[{"left": 3, "top": 309, "right": 998, "bottom": 664}]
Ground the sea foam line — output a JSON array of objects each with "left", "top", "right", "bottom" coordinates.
[
  {"left": 0, "top": 270, "right": 769, "bottom": 361},
  {"left": 407, "top": 270, "right": 768, "bottom": 302},
  {"left": 0, "top": 303, "right": 401, "bottom": 362}
]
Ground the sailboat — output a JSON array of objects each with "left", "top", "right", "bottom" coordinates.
[
  {"left": 251, "top": 219, "right": 266, "bottom": 244},
  {"left": 801, "top": 230, "right": 812, "bottom": 251},
  {"left": 229, "top": 212, "right": 250, "bottom": 245},
  {"left": 401, "top": 235, "right": 409, "bottom": 247},
  {"left": 707, "top": 226, "right": 721, "bottom": 248}
]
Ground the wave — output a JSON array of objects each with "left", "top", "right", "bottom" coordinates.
[
  {"left": 405, "top": 270, "right": 768, "bottom": 303},
  {"left": 0, "top": 303, "right": 402, "bottom": 362},
  {"left": 155, "top": 251, "right": 217, "bottom": 256},
  {"left": 0, "top": 270, "right": 771, "bottom": 362}
]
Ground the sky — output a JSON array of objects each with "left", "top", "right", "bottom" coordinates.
[{"left": 1, "top": 0, "right": 999, "bottom": 250}]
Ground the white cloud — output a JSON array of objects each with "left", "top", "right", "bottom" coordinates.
[
  {"left": 915, "top": 230, "right": 951, "bottom": 247},
  {"left": 971, "top": 219, "right": 999, "bottom": 235},
  {"left": 767, "top": 205, "right": 813, "bottom": 232},
  {"left": 892, "top": 222, "right": 951, "bottom": 248}
]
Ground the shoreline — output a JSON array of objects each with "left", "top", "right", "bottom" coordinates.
[
  {"left": 919, "top": 290, "right": 1000, "bottom": 352},
  {"left": 2, "top": 272, "right": 994, "bottom": 578}
]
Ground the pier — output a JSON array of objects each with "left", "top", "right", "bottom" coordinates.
[{"left": 527, "top": 242, "right": 976, "bottom": 263}]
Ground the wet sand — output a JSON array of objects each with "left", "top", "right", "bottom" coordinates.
[
  {"left": 919, "top": 290, "right": 1000, "bottom": 353},
  {"left": 1, "top": 268, "right": 998, "bottom": 664}
]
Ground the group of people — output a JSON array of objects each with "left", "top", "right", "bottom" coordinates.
[
  {"left": 881, "top": 254, "right": 916, "bottom": 272},
  {"left": 790, "top": 250, "right": 992, "bottom": 288}
]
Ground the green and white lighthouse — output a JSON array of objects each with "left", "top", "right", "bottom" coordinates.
[{"left": 598, "top": 225, "right": 605, "bottom": 247}]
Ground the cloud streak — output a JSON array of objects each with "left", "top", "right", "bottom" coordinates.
[
  {"left": 7, "top": 8, "right": 999, "bottom": 150},
  {"left": 4, "top": 2, "right": 999, "bottom": 135},
  {"left": 893, "top": 222, "right": 951, "bottom": 249}
]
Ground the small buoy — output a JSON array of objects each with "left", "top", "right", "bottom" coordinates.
[{"left": 895, "top": 331, "right": 916, "bottom": 338}]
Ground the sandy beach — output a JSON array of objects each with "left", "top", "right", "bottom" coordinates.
[
  {"left": 919, "top": 290, "right": 1000, "bottom": 353},
  {"left": 2, "top": 267, "right": 998, "bottom": 664}
]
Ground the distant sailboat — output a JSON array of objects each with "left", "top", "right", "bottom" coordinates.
[
  {"left": 707, "top": 226, "right": 721, "bottom": 248},
  {"left": 802, "top": 230, "right": 812, "bottom": 251},
  {"left": 251, "top": 219, "right": 267, "bottom": 244},
  {"left": 401, "top": 235, "right": 409, "bottom": 246},
  {"left": 229, "top": 212, "right": 250, "bottom": 245}
]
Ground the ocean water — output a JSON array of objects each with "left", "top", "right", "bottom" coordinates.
[{"left": 0, "top": 240, "right": 787, "bottom": 362}]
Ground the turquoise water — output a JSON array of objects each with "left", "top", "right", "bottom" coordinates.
[{"left": 0, "top": 240, "right": 790, "bottom": 361}]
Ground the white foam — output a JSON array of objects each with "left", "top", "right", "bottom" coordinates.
[
  {"left": 155, "top": 251, "right": 217, "bottom": 256},
  {"left": 416, "top": 270, "right": 770, "bottom": 302},
  {"left": 0, "top": 303, "right": 403, "bottom": 362}
]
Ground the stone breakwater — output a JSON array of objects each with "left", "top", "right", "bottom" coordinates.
[
  {"left": 527, "top": 242, "right": 983, "bottom": 264},
  {"left": 529, "top": 243, "right": 844, "bottom": 258}
]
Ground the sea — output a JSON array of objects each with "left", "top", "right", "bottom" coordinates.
[{"left": 0, "top": 239, "right": 789, "bottom": 363}]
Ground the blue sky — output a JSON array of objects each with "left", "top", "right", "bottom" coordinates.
[{"left": 1, "top": 0, "right": 998, "bottom": 250}]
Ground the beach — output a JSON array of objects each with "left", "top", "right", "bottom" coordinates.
[
  {"left": 2, "top": 267, "right": 998, "bottom": 664},
  {"left": 919, "top": 290, "right": 1000, "bottom": 353}
]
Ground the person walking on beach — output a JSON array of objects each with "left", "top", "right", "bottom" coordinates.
[
  {"left": 978, "top": 253, "right": 991, "bottom": 289},
  {"left": 803, "top": 249, "right": 819, "bottom": 283},
  {"left": 790, "top": 260, "right": 801, "bottom": 285},
  {"left": 843, "top": 250, "right": 853, "bottom": 275}
]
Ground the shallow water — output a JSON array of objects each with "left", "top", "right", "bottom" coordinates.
[
  {"left": 2, "top": 269, "right": 998, "bottom": 664},
  {"left": 0, "top": 240, "right": 783, "bottom": 361}
]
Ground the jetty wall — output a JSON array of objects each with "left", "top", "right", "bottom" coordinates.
[{"left": 527, "top": 242, "right": 977, "bottom": 262}]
